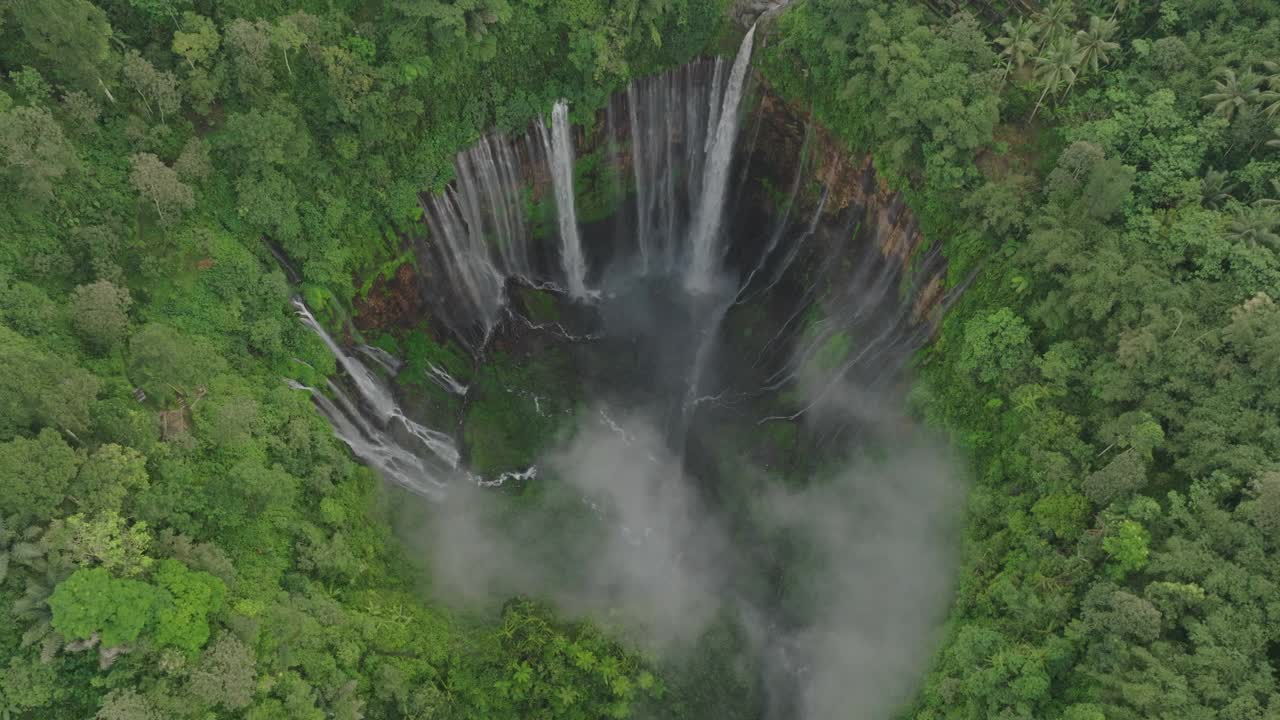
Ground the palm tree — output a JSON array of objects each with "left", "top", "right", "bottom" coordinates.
[
  {"left": 1268, "top": 126, "right": 1280, "bottom": 150},
  {"left": 1202, "top": 68, "right": 1262, "bottom": 122},
  {"left": 1076, "top": 16, "right": 1120, "bottom": 76},
  {"left": 1262, "top": 90, "right": 1280, "bottom": 120},
  {"left": 996, "top": 18, "right": 1039, "bottom": 82},
  {"left": 1034, "top": 0, "right": 1077, "bottom": 52},
  {"left": 1228, "top": 205, "right": 1280, "bottom": 250},
  {"left": 1259, "top": 61, "right": 1280, "bottom": 119},
  {"left": 1201, "top": 169, "right": 1237, "bottom": 209},
  {"left": 1252, "top": 179, "right": 1280, "bottom": 209},
  {"left": 1031, "top": 37, "right": 1082, "bottom": 121}
]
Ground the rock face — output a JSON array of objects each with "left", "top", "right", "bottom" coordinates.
[
  {"left": 354, "top": 263, "right": 426, "bottom": 334},
  {"left": 731, "top": 0, "right": 795, "bottom": 28},
  {"left": 381, "top": 60, "right": 948, "bottom": 349},
  {"left": 730, "top": 75, "right": 948, "bottom": 331},
  {"left": 582, "top": 70, "right": 947, "bottom": 330}
]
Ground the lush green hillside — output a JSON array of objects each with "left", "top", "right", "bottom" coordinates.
[
  {"left": 762, "top": 1, "right": 1280, "bottom": 718},
  {"left": 0, "top": 1, "right": 722, "bottom": 717},
  {"left": 5, "top": 0, "right": 1280, "bottom": 718}
]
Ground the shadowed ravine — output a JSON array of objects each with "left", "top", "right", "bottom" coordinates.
[{"left": 289, "top": 31, "right": 964, "bottom": 720}]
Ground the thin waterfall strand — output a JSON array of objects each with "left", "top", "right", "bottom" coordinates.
[
  {"left": 685, "top": 24, "right": 757, "bottom": 292},
  {"left": 545, "top": 100, "right": 589, "bottom": 298}
]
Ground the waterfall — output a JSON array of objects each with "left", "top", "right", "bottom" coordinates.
[
  {"left": 284, "top": 379, "right": 449, "bottom": 500},
  {"left": 627, "top": 59, "right": 724, "bottom": 271},
  {"left": 426, "top": 362, "right": 469, "bottom": 396},
  {"left": 420, "top": 131, "right": 531, "bottom": 338},
  {"left": 291, "top": 298, "right": 470, "bottom": 493},
  {"left": 293, "top": 298, "right": 399, "bottom": 422},
  {"left": 542, "top": 100, "right": 589, "bottom": 298},
  {"left": 291, "top": 298, "right": 545, "bottom": 496},
  {"left": 686, "top": 24, "right": 757, "bottom": 293},
  {"left": 309, "top": 33, "right": 777, "bottom": 492},
  {"left": 412, "top": 31, "right": 761, "bottom": 337},
  {"left": 358, "top": 344, "right": 403, "bottom": 375}
]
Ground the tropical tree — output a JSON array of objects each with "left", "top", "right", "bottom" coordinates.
[
  {"left": 1075, "top": 16, "right": 1119, "bottom": 76},
  {"left": 1259, "top": 61, "right": 1280, "bottom": 119},
  {"left": 10, "top": 0, "right": 115, "bottom": 99},
  {"left": 996, "top": 18, "right": 1038, "bottom": 81},
  {"left": 1255, "top": 179, "right": 1280, "bottom": 209},
  {"left": 1031, "top": 37, "right": 1081, "bottom": 121},
  {"left": 121, "top": 51, "right": 181, "bottom": 124},
  {"left": 68, "top": 281, "right": 132, "bottom": 354},
  {"left": 393, "top": 0, "right": 513, "bottom": 42},
  {"left": 128, "top": 153, "right": 194, "bottom": 226},
  {"left": 271, "top": 14, "right": 311, "bottom": 77},
  {"left": 172, "top": 12, "right": 220, "bottom": 70},
  {"left": 1202, "top": 68, "right": 1261, "bottom": 121},
  {"left": 1034, "top": 0, "right": 1076, "bottom": 52},
  {"left": 0, "top": 106, "right": 79, "bottom": 205},
  {"left": 1200, "top": 169, "right": 1236, "bottom": 209},
  {"left": 1227, "top": 204, "right": 1280, "bottom": 249}
]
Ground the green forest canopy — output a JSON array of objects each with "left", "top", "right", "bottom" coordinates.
[
  {"left": 761, "top": 0, "right": 1280, "bottom": 718},
  {"left": 0, "top": 0, "right": 723, "bottom": 718},
  {"left": 0, "top": 0, "right": 1279, "bottom": 718}
]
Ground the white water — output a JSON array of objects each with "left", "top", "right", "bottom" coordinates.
[
  {"left": 420, "top": 132, "right": 531, "bottom": 338},
  {"left": 291, "top": 298, "right": 543, "bottom": 497},
  {"left": 293, "top": 299, "right": 399, "bottom": 422},
  {"left": 358, "top": 344, "right": 403, "bottom": 375},
  {"left": 625, "top": 59, "right": 724, "bottom": 272},
  {"left": 543, "top": 100, "right": 589, "bottom": 298},
  {"left": 426, "top": 362, "right": 469, "bottom": 396},
  {"left": 285, "top": 379, "right": 449, "bottom": 500},
  {"left": 686, "top": 24, "right": 757, "bottom": 293},
  {"left": 414, "top": 35, "right": 759, "bottom": 340},
  {"left": 303, "top": 39, "right": 769, "bottom": 496},
  {"left": 474, "top": 465, "right": 538, "bottom": 489}
]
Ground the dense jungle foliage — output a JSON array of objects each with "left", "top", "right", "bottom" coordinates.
[
  {"left": 4, "top": 0, "right": 1280, "bottom": 718},
  {"left": 762, "top": 1, "right": 1280, "bottom": 718},
  {"left": 0, "top": 0, "right": 723, "bottom": 717}
]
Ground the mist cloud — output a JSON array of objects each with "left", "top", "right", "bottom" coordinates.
[{"left": 411, "top": 366, "right": 963, "bottom": 719}]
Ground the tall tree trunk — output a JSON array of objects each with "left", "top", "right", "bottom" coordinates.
[
  {"left": 97, "top": 77, "right": 116, "bottom": 104},
  {"left": 1030, "top": 82, "right": 1053, "bottom": 121}
]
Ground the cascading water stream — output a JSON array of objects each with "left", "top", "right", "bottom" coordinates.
[
  {"left": 626, "top": 58, "right": 724, "bottom": 271},
  {"left": 292, "top": 298, "right": 399, "bottom": 422},
  {"left": 296, "top": 29, "right": 781, "bottom": 497},
  {"left": 426, "top": 362, "right": 469, "bottom": 396},
  {"left": 543, "top": 100, "right": 590, "bottom": 298},
  {"left": 290, "top": 297, "right": 541, "bottom": 496},
  {"left": 287, "top": 34, "right": 960, "bottom": 720},
  {"left": 283, "top": 378, "right": 448, "bottom": 500},
  {"left": 419, "top": 132, "right": 531, "bottom": 340},
  {"left": 685, "top": 23, "right": 757, "bottom": 293},
  {"left": 412, "top": 26, "right": 760, "bottom": 351},
  {"left": 358, "top": 344, "right": 403, "bottom": 375}
]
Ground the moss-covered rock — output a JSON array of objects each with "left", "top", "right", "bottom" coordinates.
[{"left": 463, "top": 348, "right": 577, "bottom": 475}]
